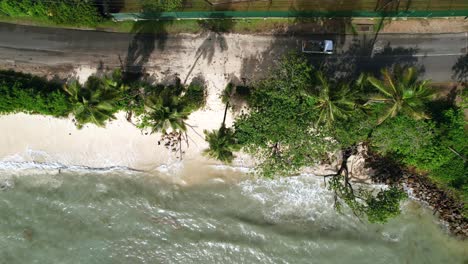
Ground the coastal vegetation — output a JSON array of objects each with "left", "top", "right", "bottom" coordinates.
[
  {"left": 203, "top": 54, "right": 466, "bottom": 222},
  {"left": 137, "top": 78, "right": 205, "bottom": 132},
  {"left": 0, "top": 70, "right": 71, "bottom": 117},
  {"left": 64, "top": 78, "right": 121, "bottom": 128},
  {"left": 0, "top": 69, "right": 206, "bottom": 132}
]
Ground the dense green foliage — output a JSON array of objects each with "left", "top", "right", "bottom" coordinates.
[
  {"left": 204, "top": 126, "right": 240, "bottom": 164},
  {"left": 64, "top": 77, "right": 120, "bottom": 128},
  {"left": 141, "top": 0, "right": 183, "bottom": 13},
  {"left": 365, "top": 187, "right": 408, "bottom": 223},
  {"left": 0, "top": 69, "right": 206, "bottom": 132},
  {"left": 367, "top": 67, "right": 434, "bottom": 124},
  {"left": 0, "top": 0, "right": 102, "bottom": 26},
  {"left": 210, "top": 54, "right": 466, "bottom": 222},
  {"left": 329, "top": 175, "right": 407, "bottom": 223},
  {"left": 371, "top": 107, "right": 466, "bottom": 198},
  {"left": 138, "top": 79, "right": 206, "bottom": 133},
  {"left": 234, "top": 55, "right": 337, "bottom": 177},
  {"left": 371, "top": 115, "right": 439, "bottom": 165},
  {"left": 0, "top": 70, "right": 71, "bottom": 116}
]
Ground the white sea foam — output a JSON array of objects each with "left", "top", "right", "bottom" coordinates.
[
  {"left": 0, "top": 160, "right": 140, "bottom": 176},
  {"left": 209, "top": 164, "right": 252, "bottom": 173},
  {"left": 239, "top": 174, "right": 360, "bottom": 229}
]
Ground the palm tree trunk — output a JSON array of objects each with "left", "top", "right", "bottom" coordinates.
[
  {"left": 178, "top": 132, "right": 182, "bottom": 160},
  {"left": 222, "top": 101, "right": 229, "bottom": 128}
]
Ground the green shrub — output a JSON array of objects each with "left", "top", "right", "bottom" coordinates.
[
  {"left": 370, "top": 115, "right": 452, "bottom": 171},
  {"left": 429, "top": 109, "right": 467, "bottom": 195},
  {"left": 0, "top": 70, "right": 72, "bottom": 117},
  {"left": 141, "top": 0, "right": 183, "bottom": 12},
  {"left": 47, "top": 0, "right": 101, "bottom": 26},
  {"left": 180, "top": 84, "right": 206, "bottom": 113},
  {"left": 0, "top": 0, "right": 102, "bottom": 26},
  {"left": 366, "top": 187, "right": 407, "bottom": 223}
]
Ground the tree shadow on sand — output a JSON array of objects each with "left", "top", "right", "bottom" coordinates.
[
  {"left": 183, "top": 13, "right": 236, "bottom": 84},
  {"left": 123, "top": 4, "right": 174, "bottom": 81}
]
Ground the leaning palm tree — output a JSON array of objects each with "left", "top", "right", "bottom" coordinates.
[
  {"left": 203, "top": 83, "right": 241, "bottom": 163},
  {"left": 203, "top": 125, "right": 240, "bottom": 164},
  {"left": 367, "top": 67, "right": 434, "bottom": 124},
  {"left": 314, "top": 71, "right": 359, "bottom": 127},
  {"left": 64, "top": 80, "right": 119, "bottom": 128}
]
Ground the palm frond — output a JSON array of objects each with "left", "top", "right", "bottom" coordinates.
[{"left": 368, "top": 76, "right": 393, "bottom": 98}]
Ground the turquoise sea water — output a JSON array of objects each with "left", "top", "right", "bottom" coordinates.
[{"left": 0, "top": 169, "right": 467, "bottom": 263}]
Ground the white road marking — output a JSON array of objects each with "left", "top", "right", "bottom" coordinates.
[{"left": 411, "top": 53, "right": 465, "bottom": 57}]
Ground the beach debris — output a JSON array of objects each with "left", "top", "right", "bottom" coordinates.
[
  {"left": 0, "top": 179, "right": 14, "bottom": 191},
  {"left": 159, "top": 132, "right": 188, "bottom": 160},
  {"left": 23, "top": 228, "right": 33, "bottom": 241}
]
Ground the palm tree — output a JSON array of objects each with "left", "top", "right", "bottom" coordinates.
[
  {"left": 203, "top": 83, "right": 241, "bottom": 163},
  {"left": 64, "top": 80, "right": 119, "bottom": 128},
  {"left": 103, "top": 69, "right": 129, "bottom": 93},
  {"left": 203, "top": 125, "right": 240, "bottom": 164},
  {"left": 367, "top": 67, "right": 434, "bottom": 124},
  {"left": 220, "top": 83, "right": 234, "bottom": 126},
  {"left": 143, "top": 94, "right": 189, "bottom": 134},
  {"left": 314, "top": 71, "right": 359, "bottom": 127},
  {"left": 146, "top": 105, "right": 188, "bottom": 134}
]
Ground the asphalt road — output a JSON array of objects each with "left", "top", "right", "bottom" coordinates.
[{"left": 0, "top": 22, "right": 466, "bottom": 82}]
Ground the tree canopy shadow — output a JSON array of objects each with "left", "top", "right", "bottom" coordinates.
[
  {"left": 195, "top": 14, "right": 235, "bottom": 64},
  {"left": 183, "top": 13, "right": 236, "bottom": 84},
  {"left": 452, "top": 53, "right": 468, "bottom": 84},
  {"left": 238, "top": 0, "right": 362, "bottom": 83},
  {"left": 94, "top": 0, "right": 125, "bottom": 16},
  {"left": 123, "top": 3, "right": 175, "bottom": 82},
  {"left": 316, "top": 35, "right": 422, "bottom": 82}
]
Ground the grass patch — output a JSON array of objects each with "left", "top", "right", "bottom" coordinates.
[
  {"left": 0, "top": 14, "right": 318, "bottom": 34},
  {"left": 123, "top": 0, "right": 468, "bottom": 12}
]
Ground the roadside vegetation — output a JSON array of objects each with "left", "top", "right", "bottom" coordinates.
[{"left": 0, "top": 0, "right": 102, "bottom": 26}]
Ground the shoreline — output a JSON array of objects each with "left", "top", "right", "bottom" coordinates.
[{"left": 1, "top": 116, "right": 466, "bottom": 238}]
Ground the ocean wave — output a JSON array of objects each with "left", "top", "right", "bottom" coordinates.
[
  {"left": 0, "top": 160, "right": 142, "bottom": 175},
  {"left": 238, "top": 174, "right": 361, "bottom": 229}
]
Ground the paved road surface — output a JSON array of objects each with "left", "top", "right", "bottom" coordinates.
[{"left": 0, "top": 22, "right": 466, "bottom": 82}]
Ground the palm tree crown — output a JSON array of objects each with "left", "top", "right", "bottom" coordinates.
[
  {"left": 147, "top": 105, "right": 188, "bottom": 134},
  {"left": 367, "top": 67, "right": 434, "bottom": 124},
  {"left": 314, "top": 71, "right": 358, "bottom": 127},
  {"left": 203, "top": 125, "right": 240, "bottom": 164},
  {"left": 64, "top": 80, "right": 119, "bottom": 128}
]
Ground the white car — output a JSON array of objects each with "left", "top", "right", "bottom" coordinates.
[{"left": 302, "top": 40, "right": 334, "bottom": 54}]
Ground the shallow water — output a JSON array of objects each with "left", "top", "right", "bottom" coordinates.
[{"left": 0, "top": 170, "right": 466, "bottom": 264}]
